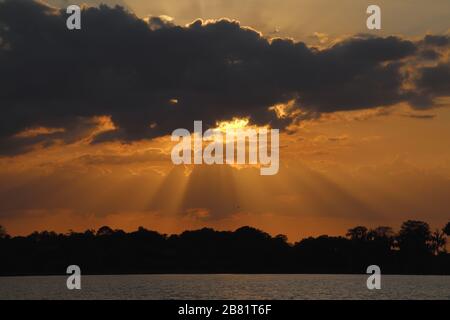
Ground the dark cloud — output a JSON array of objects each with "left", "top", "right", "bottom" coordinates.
[
  {"left": 416, "top": 63, "right": 450, "bottom": 97},
  {"left": 402, "top": 113, "right": 436, "bottom": 120},
  {"left": 0, "top": 0, "right": 449, "bottom": 155},
  {"left": 419, "top": 49, "right": 441, "bottom": 61},
  {"left": 44, "top": 0, "right": 129, "bottom": 9},
  {"left": 423, "top": 34, "right": 450, "bottom": 47}
]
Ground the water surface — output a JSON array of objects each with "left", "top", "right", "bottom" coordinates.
[{"left": 0, "top": 274, "right": 449, "bottom": 300}]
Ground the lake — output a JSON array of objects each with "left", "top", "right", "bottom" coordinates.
[{"left": 0, "top": 274, "right": 449, "bottom": 300}]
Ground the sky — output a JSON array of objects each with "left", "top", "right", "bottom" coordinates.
[{"left": 0, "top": 0, "right": 449, "bottom": 240}]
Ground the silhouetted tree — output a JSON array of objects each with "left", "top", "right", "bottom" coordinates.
[
  {"left": 443, "top": 222, "right": 450, "bottom": 236},
  {"left": 96, "top": 226, "right": 114, "bottom": 236},
  {"left": 368, "top": 226, "right": 395, "bottom": 251},
  {"left": 0, "top": 221, "right": 449, "bottom": 276},
  {"left": 397, "top": 220, "right": 432, "bottom": 255},
  {"left": 346, "top": 226, "right": 368, "bottom": 241},
  {"left": 368, "top": 226, "right": 394, "bottom": 240},
  {"left": 0, "top": 225, "right": 6, "bottom": 239},
  {"left": 430, "top": 229, "right": 447, "bottom": 255},
  {"left": 275, "top": 234, "right": 288, "bottom": 243},
  {"left": 113, "top": 229, "right": 126, "bottom": 236},
  {"left": 84, "top": 229, "right": 96, "bottom": 237}
]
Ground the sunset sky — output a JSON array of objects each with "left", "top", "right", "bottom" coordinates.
[{"left": 0, "top": 0, "right": 449, "bottom": 241}]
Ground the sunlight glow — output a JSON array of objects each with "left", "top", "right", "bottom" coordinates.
[{"left": 216, "top": 117, "right": 250, "bottom": 132}]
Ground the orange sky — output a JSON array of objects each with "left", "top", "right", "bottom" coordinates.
[
  {"left": 0, "top": 1, "right": 449, "bottom": 241},
  {"left": 1, "top": 104, "right": 450, "bottom": 241}
]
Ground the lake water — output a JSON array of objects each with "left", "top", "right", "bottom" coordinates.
[{"left": 0, "top": 274, "right": 449, "bottom": 300}]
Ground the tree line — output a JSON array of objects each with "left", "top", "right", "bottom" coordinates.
[{"left": 0, "top": 220, "right": 449, "bottom": 276}]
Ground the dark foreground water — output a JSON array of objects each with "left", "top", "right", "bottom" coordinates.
[{"left": 0, "top": 274, "right": 449, "bottom": 300}]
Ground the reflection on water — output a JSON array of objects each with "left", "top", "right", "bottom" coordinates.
[{"left": 0, "top": 274, "right": 449, "bottom": 300}]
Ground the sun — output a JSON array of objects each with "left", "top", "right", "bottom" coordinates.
[{"left": 215, "top": 118, "right": 250, "bottom": 132}]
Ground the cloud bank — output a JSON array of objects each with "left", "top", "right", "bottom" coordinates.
[{"left": 0, "top": 0, "right": 449, "bottom": 155}]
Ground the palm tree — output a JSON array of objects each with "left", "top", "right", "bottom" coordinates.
[
  {"left": 443, "top": 222, "right": 450, "bottom": 237},
  {"left": 430, "top": 229, "right": 447, "bottom": 255}
]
